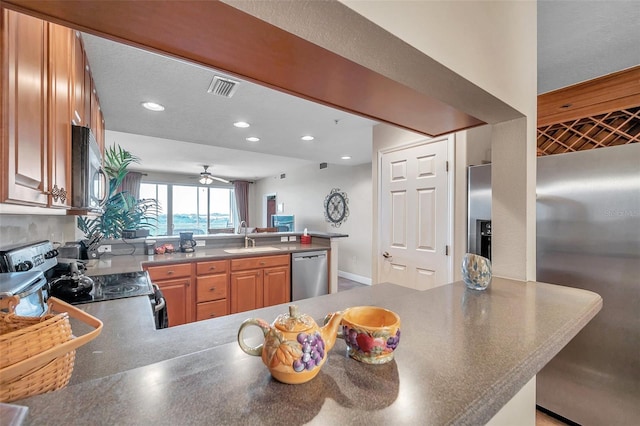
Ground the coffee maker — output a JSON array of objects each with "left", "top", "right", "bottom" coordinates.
[{"left": 179, "top": 232, "right": 197, "bottom": 253}]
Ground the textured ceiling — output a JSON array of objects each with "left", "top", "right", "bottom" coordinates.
[{"left": 80, "top": 1, "right": 637, "bottom": 180}]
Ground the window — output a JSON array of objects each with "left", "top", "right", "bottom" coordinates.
[
  {"left": 139, "top": 183, "right": 235, "bottom": 236},
  {"left": 139, "top": 183, "right": 168, "bottom": 236}
]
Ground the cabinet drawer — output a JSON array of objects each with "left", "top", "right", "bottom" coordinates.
[
  {"left": 196, "top": 260, "right": 228, "bottom": 275},
  {"left": 196, "top": 300, "right": 228, "bottom": 321},
  {"left": 146, "top": 263, "right": 191, "bottom": 281},
  {"left": 231, "top": 254, "right": 290, "bottom": 271},
  {"left": 196, "top": 274, "right": 228, "bottom": 303}
]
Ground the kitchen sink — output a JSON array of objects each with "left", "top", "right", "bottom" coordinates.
[{"left": 223, "top": 246, "right": 281, "bottom": 254}]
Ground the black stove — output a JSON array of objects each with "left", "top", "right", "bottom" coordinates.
[
  {"left": 50, "top": 269, "right": 153, "bottom": 305},
  {"left": 0, "top": 240, "right": 153, "bottom": 305},
  {"left": 83, "top": 271, "right": 154, "bottom": 304},
  {"left": 2, "top": 241, "right": 165, "bottom": 328}
]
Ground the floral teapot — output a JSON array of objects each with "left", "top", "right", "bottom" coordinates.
[{"left": 237, "top": 305, "right": 344, "bottom": 384}]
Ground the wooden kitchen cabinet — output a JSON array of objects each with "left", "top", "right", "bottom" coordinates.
[
  {"left": 263, "top": 265, "right": 290, "bottom": 307},
  {"left": 1, "top": 9, "right": 49, "bottom": 206},
  {"left": 230, "top": 254, "right": 290, "bottom": 314},
  {"left": 1, "top": 10, "right": 104, "bottom": 208},
  {"left": 71, "top": 31, "right": 86, "bottom": 126},
  {"left": 145, "top": 263, "right": 193, "bottom": 327},
  {"left": 90, "top": 79, "right": 105, "bottom": 153},
  {"left": 195, "top": 260, "right": 229, "bottom": 321},
  {"left": 47, "top": 22, "right": 73, "bottom": 208}
]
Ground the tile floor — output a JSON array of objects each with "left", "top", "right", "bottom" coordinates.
[
  {"left": 337, "top": 277, "right": 570, "bottom": 426},
  {"left": 337, "top": 276, "right": 367, "bottom": 291}
]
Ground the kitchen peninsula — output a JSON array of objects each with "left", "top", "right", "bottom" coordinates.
[{"left": 17, "top": 278, "right": 601, "bottom": 425}]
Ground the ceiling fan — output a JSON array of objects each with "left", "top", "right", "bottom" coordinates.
[{"left": 199, "top": 165, "right": 229, "bottom": 184}]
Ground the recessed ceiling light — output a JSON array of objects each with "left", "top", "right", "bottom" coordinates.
[
  {"left": 141, "top": 101, "right": 165, "bottom": 111},
  {"left": 341, "top": 156, "right": 352, "bottom": 160},
  {"left": 246, "top": 137, "right": 260, "bottom": 142},
  {"left": 234, "top": 121, "right": 250, "bottom": 128},
  {"left": 301, "top": 135, "right": 314, "bottom": 141}
]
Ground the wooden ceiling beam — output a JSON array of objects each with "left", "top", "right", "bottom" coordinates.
[{"left": 2, "top": 0, "right": 485, "bottom": 137}]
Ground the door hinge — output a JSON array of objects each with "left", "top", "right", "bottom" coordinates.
[
  {"left": 445, "top": 245, "right": 450, "bottom": 256},
  {"left": 445, "top": 161, "right": 449, "bottom": 172}
]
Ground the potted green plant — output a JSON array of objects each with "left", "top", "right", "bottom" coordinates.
[{"left": 77, "top": 145, "right": 158, "bottom": 240}]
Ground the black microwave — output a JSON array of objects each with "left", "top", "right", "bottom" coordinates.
[{"left": 71, "top": 125, "right": 107, "bottom": 211}]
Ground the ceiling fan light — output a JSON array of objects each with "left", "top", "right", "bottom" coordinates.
[
  {"left": 198, "top": 165, "right": 227, "bottom": 185},
  {"left": 199, "top": 176, "right": 213, "bottom": 185}
]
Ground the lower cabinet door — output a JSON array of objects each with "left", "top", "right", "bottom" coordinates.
[
  {"left": 157, "top": 278, "right": 191, "bottom": 327},
  {"left": 230, "top": 271, "right": 263, "bottom": 314},
  {"left": 263, "top": 266, "right": 290, "bottom": 307},
  {"left": 196, "top": 299, "right": 228, "bottom": 321}
]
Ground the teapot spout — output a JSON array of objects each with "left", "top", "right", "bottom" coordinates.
[{"left": 321, "top": 311, "right": 345, "bottom": 352}]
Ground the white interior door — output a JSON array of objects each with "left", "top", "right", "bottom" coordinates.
[{"left": 379, "top": 138, "right": 450, "bottom": 290}]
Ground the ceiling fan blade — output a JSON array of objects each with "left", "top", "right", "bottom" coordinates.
[{"left": 211, "top": 176, "right": 230, "bottom": 184}]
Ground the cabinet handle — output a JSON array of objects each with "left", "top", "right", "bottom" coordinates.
[
  {"left": 209, "top": 266, "right": 216, "bottom": 270},
  {"left": 44, "top": 184, "right": 61, "bottom": 202},
  {"left": 167, "top": 271, "right": 174, "bottom": 275},
  {"left": 210, "top": 313, "right": 216, "bottom": 318},
  {"left": 209, "top": 287, "right": 216, "bottom": 292},
  {"left": 58, "top": 187, "right": 67, "bottom": 203},
  {"left": 259, "top": 261, "right": 266, "bottom": 265}
]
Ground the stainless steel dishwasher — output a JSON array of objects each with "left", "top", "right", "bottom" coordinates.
[{"left": 291, "top": 250, "right": 328, "bottom": 301}]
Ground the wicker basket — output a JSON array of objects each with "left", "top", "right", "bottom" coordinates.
[{"left": 0, "top": 296, "right": 103, "bottom": 403}]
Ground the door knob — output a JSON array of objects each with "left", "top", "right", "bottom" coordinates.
[{"left": 382, "top": 251, "right": 392, "bottom": 259}]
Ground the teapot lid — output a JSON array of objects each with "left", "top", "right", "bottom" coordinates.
[{"left": 274, "top": 305, "right": 316, "bottom": 332}]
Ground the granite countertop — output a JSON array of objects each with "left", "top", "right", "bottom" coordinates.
[
  {"left": 19, "top": 278, "right": 602, "bottom": 425},
  {"left": 85, "top": 242, "right": 331, "bottom": 275}
]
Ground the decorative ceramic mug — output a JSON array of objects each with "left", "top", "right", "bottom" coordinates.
[
  {"left": 461, "top": 253, "right": 492, "bottom": 290},
  {"left": 339, "top": 306, "right": 401, "bottom": 364}
]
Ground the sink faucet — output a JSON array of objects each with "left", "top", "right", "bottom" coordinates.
[{"left": 238, "top": 220, "right": 255, "bottom": 248}]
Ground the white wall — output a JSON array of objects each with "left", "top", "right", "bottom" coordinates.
[
  {"left": 253, "top": 162, "right": 372, "bottom": 282},
  {"left": 343, "top": 1, "right": 537, "bottom": 281}
]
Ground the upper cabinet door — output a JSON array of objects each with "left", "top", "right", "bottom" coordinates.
[
  {"left": 1, "top": 9, "right": 49, "bottom": 206},
  {"left": 47, "top": 22, "right": 72, "bottom": 208},
  {"left": 72, "top": 30, "right": 85, "bottom": 126}
]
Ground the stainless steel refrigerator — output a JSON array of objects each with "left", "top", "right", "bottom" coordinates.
[{"left": 467, "top": 144, "right": 640, "bottom": 425}]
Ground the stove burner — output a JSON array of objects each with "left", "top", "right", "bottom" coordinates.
[{"left": 103, "top": 284, "right": 141, "bottom": 295}]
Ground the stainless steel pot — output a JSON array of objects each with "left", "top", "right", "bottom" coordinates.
[{"left": 0, "top": 270, "right": 49, "bottom": 317}]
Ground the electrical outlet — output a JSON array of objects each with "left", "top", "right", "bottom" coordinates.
[
  {"left": 196, "top": 240, "right": 206, "bottom": 247},
  {"left": 98, "top": 245, "right": 111, "bottom": 253},
  {"left": 280, "top": 236, "right": 288, "bottom": 242},
  {"left": 289, "top": 236, "right": 297, "bottom": 242}
]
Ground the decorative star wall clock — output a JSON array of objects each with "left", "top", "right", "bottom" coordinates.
[{"left": 323, "top": 188, "right": 349, "bottom": 227}]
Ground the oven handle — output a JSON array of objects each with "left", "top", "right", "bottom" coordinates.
[
  {"left": 154, "top": 297, "right": 166, "bottom": 313},
  {"left": 152, "top": 284, "right": 165, "bottom": 313}
]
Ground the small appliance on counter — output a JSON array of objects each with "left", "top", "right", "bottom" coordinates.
[
  {"left": 179, "top": 232, "right": 197, "bottom": 253},
  {"left": 58, "top": 242, "right": 82, "bottom": 259},
  {"left": 122, "top": 229, "right": 150, "bottom": 239}
]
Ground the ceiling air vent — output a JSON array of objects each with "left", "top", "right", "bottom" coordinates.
[{"left": 207, "top": 76, "right": 240, "bottom": 98}]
